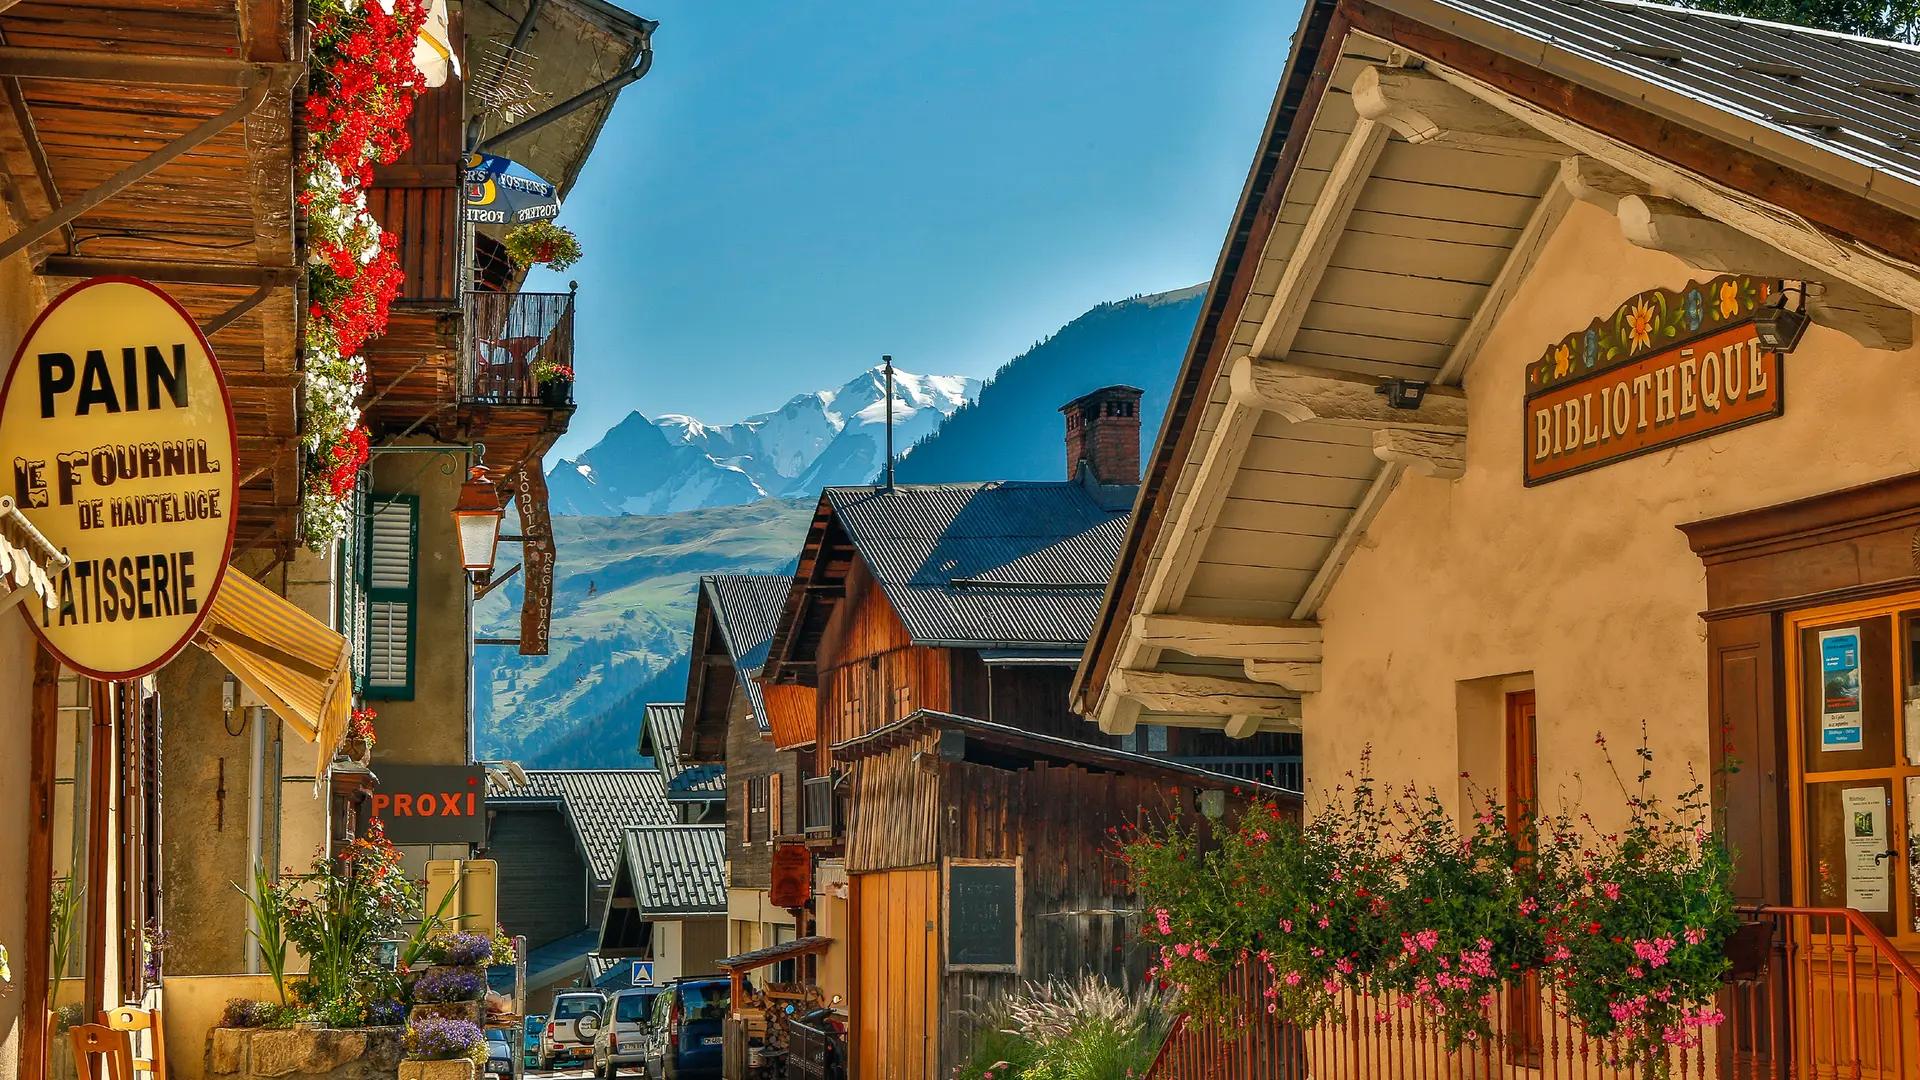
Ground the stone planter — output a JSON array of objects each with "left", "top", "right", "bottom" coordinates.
[
  {"left": 398, "top": 1060, "right": 476, "bottom": 1080},
  {"left": 208, "top": 1025, "right": 405, "bottom": 1080},
  {"left": 407, "top": 1001, "right": 483, "bottom": 1025}
]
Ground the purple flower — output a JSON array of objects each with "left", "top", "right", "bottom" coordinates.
[
  {"left": 411, "top": 965, "right": 486, "bottom": 1003},
  {"left": 406, "top": 1016, "right": 485, "bottom": 1061},
  {"left": 430, "top": 933, "right": 494, "bottom": 967}
]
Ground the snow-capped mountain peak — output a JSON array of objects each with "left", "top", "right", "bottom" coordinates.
[{"left": 545, "top": 364, "right": 980, "bottom": 516}]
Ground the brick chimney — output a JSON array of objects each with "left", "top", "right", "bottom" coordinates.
[{"left": 1061, "top": 385, "right": 1143, "bottom": 487}]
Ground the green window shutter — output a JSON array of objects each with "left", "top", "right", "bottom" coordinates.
[
  {"left": 363, "top": 494, "right": 417, "bottom": 699},
  {"left": 340, "top": 483, "right": 369, "bottom": 695}
]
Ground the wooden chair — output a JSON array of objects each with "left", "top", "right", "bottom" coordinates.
[
  {"left": 106, "top": 1006, "right": 165, "bottom": 1080},
  {"left": 67, "top": 1024, "right": 133, "bottom": 1080}
]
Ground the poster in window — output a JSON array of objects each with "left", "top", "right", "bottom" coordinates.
[
  {"left": 1843, "top": 786, "right": 1890, "bottom": 913},
  {"left": 1820, "top": 628, "right": 1864, "bottom": 750}
]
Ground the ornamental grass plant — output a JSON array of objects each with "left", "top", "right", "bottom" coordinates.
[{"left": 951, "top": 976, "right": 1173, "bottom": 1080}]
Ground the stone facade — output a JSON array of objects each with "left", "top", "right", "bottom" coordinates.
[{"left": 207, "top": 1027, "right": 405, "bottom": 1080}]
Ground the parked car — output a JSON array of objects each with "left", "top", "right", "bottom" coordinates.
[
  {"left": 484, "top": 1029, "right": 515, "bottom": 1080},
  {"left": 643, "top": 978, "right": 739, "bottom": 1080},
  {"left": 538, "top": 991, "right": 607, "bottom": 1069},
  {"left": 592, "top": 987, "right": 665, "bottom": 1078}
]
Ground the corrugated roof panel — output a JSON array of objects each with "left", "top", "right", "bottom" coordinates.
[
  {"left": 823, "top": 482, "right": 1130, "bottom": 647},
  {"left": 487, "top": 769, "right": 675, "bottom": 884},
  {"left": 621, "top": 825, "right": 727, "bottom": 916},
  {"left": 1425, "top": 0, "right": 1920, "bottom": 189}
]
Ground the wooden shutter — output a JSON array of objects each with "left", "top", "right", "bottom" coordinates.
[
  {"left": 769, "top": 772, "right": 783, "bottom": 840},
  {"left": 1709, "top": 612, "right": 1785, "bottom": 905},
  {"left": 363, "top": 495, "right": 418, "bottom": 699}
]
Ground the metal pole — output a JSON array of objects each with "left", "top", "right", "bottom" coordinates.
[
  {"left": 883, "top": 355, "right": 895, "bottom": 490},
  {"left": 245, "top": 706, "right": 266, "bottom": 973}
]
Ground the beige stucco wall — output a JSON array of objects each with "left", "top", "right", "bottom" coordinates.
[
  {"left": 367, "top": 449, "right": 471, "bottom": 768},
  {"left": 1308, "top": 197, "right": 1920, "bottom": 831},
  {"left": 0, "top": 237, "right": 49, "bottom": 1080}
]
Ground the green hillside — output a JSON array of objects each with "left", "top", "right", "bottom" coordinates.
[{"left": 474, "top": 499, "right": 813, "bottom": 766}]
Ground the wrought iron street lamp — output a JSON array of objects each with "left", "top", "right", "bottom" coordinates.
[{"left": 452, "top": 464, "right": 503, "bottom": 575}]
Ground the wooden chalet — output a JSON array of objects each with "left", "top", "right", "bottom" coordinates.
[
  {"left": 597, "top": 824, "right": 729, "bottom": 985},
  {"left": 752, "top": 393, "right": 1302, "bottom": 1079},
  {"left": 680, "top": 575, "right": 816, "bottom": 968},
  {"left": 1064, "top": 0, "right": 1920, "bottom": 1076}
]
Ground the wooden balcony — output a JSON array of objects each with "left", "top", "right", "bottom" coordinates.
[{"left": 462, "top": 288, "right": 576, "bottom": 406}]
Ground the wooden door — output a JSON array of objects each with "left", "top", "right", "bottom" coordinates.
[
  {"left": 852, "top": 869, "right": 938, "bottom": 1080},
  {"left": 1504, "top": 691, "right": 1544, "bottom": 1066},
  {"left": 1786, "top": 591, "right": 1920, "bottom": 1079}
]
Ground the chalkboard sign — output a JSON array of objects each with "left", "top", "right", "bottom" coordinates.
[{"left": 946, "top": 860, "right": 1020, "bottom": 971}]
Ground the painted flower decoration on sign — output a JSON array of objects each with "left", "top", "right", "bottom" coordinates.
[
  {"left": 1527, "top": 276, "right": 1775, "bottom": 394},
  {"left": 1718, "top": 280, "right": 1741, "bottom": 318},
  {"left": 1626, "top": 300, "right": 1657, "bottom": 352}
]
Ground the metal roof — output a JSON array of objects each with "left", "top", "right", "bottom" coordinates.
[
  {"left": 1421, "top": 0, "right": 1920, "bottom": 192},
  {"left": 833, "top": 710, "right": 1302, "bottom": 799},
  {"left": 618, "top": 825, "right": 728, "bottom": 917},
  {"left": 823, "top": 482, "right": 1130, "bottom": 648},
  {"left": 487, "top": 770, "right": 675, "bottom": 884},
  {"left": 641, "top": 703, "right": 724, "bottom": 800},
  {"left": 704, "top": 574, "right": 794, "bottom": 735}
]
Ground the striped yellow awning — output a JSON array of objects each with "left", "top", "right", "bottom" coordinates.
[{"left": 196, "top": 567, "right": 353, "bottom": 773}]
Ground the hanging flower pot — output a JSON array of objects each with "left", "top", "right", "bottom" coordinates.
[{"left": 503, "top": 222, "right": 582, "bottom": 272}]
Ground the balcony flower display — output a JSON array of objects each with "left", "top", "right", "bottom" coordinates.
[
  {"left": 341, "top": 707, "right": 378, "bottom": 765},
  {"left": 297, "top": 0, "right": 428, "bottom": 547},
  {"left": 503, "top": 221, "right": 582, "bottom": 272},
  {"left": 1122, "top": 735, "right": 1735, "bottom": 1079}
]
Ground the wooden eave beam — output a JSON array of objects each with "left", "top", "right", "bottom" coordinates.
[
  {"left": 1130, "top": 613, "right": 1322, "bottom": 661},
  {"left": 0, "top": 48, "right": 298, "bottom": 87},
  {"left": 1352, "top": 64, "right": 1564, "bottom": 158},
  {"left": 1228, "top": 356, "right": 1469, "bottom": 432},
  {"left": 1111, "top": 669, "right": 1301, "bottom": 721},
  {"left": 37, "top": 256, "right": 298, "bottom": 287},
  {"left": 1613, "top": 192, "right": 1913, "bottom": 350}
]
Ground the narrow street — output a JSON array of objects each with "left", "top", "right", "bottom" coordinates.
[{"left": 4, "top": 1, "right": 1920, "bottom": 1079}]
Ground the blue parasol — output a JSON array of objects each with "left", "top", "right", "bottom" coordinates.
[{"left": 463, "top": 153, "right": 561, "bottom": 225}]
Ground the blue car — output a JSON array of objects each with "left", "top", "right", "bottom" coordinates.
[{"left": 642, "top": 979, "right": 738, "bottom": 1080}]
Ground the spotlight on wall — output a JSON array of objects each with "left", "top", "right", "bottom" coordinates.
[
  {"left": 1752, "top": 295, "right": 1811, "bottom": 354},
  {"left": 1375, "top": 378, "right": 1429, "bottom": 410}
]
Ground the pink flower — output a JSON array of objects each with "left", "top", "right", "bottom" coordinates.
[{"left": 1602, "top": 882, "right": 1620, "bottom": 901}]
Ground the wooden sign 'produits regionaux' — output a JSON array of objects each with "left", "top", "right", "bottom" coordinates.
[{"left": 1525, "top": 276, "right": 1782, "bottom": 486}]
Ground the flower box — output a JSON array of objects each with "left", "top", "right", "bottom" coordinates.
[
  {"left": 206, "top": 1024, "right": 404, "bottom": 1080},
  {"left": 398, "top": 1060, "right": 475, "bottom": 1080},
  {"left": 537, "top": 377, "right": 573, "bottom": 407}
]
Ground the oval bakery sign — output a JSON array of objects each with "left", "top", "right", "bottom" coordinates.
[{"left": 0, "top": 278, "right": 238, "bottom": 678}]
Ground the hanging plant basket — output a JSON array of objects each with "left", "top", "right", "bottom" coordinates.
[{"left": 503, "top": 222, "right": 582, "bottom": 272}]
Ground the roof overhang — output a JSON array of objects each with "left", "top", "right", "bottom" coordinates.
[{"left": 1072, "top": 0, "right": 1920, "bottom": 738}]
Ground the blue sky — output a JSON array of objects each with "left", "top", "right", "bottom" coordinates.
[{"left": 529, "top": 0, "right": 1303, "bottom": 460}]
